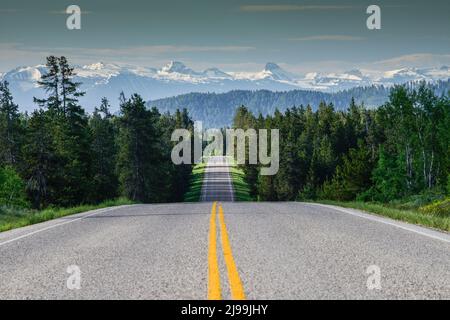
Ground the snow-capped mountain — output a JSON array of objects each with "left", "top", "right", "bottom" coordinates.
[
  {"left": 1, "top": 61, "right": 449, "bottom": 112},
  {"left": 298, "top": 69, "right": 372, "bottom": 91}
]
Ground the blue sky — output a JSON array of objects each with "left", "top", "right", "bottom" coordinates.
[{"left": 1, "top": 0, "right": 449, "bottom": 73}]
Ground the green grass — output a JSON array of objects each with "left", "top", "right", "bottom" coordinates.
[
  {"left": 183, "top": 157, "right": 254, "bottom": 202},
  {"left": 183, "top": 162, "right": 207, "bottom": 202},
  {"left": 316, "top": 200, "right": 450, "bottom": 232},
  {"left": 419, "top": 198, "right": 450, "bottom": 217},
  {"left": 0, "top": 197, "right": 135, "bottom": 233}
]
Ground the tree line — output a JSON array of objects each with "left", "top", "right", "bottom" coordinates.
[
  {"left": 1, "top": 55, "right": 449, "bottom": 210},
  {"left": 0, "top": 56, "right": 193, "bottom": 209},
  {"left": 150, "top": 81, "right": 450, "bottom": 128},
  {"left": 233, "top": 84, "right": 450, "bottom": 202}
]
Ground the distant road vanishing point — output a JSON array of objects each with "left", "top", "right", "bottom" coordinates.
[
  {"left": 201, "top": 156, "right": 235, "bottom": 202},
  {"left": 0, "top": 156, "right": 449, "bottom": 299}
]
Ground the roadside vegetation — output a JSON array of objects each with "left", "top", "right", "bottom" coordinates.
[
  {"left": 184, "top": 157, "right": 254, "bottom": 202},
  {"left": 0, "top": 197, "right": 134, "bottom": 233},
  {"left": 230, "top": 164, "right": 254, "bottom": 201},
  {"left": 317, "top": 198, "right": 450, "bottom": 232},
  {"left": 233, "top": 84, "right": 449, "bottom": 230}
]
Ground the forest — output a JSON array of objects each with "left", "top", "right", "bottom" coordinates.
[
  {"left": 0, "top": 56, "right": 193, "bottom": 211},
  {"left": 233, "top": 86, "right": 450, "bottom": 211},
  {"left": 150, "top": 81, "right": 450, "bottom": 128}
]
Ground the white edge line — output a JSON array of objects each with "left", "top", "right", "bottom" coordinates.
[
  {"left": 0, "top": 205, "right": 133, "bottom": 247},
  {"left": 307, "top": 203, "right": 450, "bottom": 244}
]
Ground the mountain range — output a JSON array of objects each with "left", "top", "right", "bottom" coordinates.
[{"left": 1, "top": 61, "right": 449, "bottom": 113}]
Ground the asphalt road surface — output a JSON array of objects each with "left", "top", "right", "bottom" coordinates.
[
  {"left": 201, "top": 156, "right": 234, "bottom": 202},
  {"left": 0, "top": 157, "right": 449, "bottom": 299}
]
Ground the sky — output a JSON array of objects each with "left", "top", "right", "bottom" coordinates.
[{"left": 1, "top": 0, "right": 450, "bottom": 74}]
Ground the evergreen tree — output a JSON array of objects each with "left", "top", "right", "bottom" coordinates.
[
  {"left": 34, "top": 56, "right": 61, "bottom": 113},
  {"left": 89, "top": 98, "right": 118, "bottom": 202},
  {"left": 321, "top": 141, "right": 373, "bottom": 201},
  {"left": 32, "top": 56, "right": 91, "bottom": 206},
  {"left": 168, "top": 108, "right": 194, "bottom": 201},
  {"left": 117, "top": 94, "right": 160, "bottom": 202},
  {"left": 22, "top": 110, "right": 57, "bottom": 209},
  {"left": 59, "top": 56, "right": 85, "bottom": 115},
  {"left": 0, "top": 81, "right": 23, "bottom": 167}
]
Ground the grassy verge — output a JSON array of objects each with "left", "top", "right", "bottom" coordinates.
[
  {"left": 316, "top": 200, "right": 450, "bottom": 232},
  {"left": 0, "top": 197, "right": 135, "bottom": 233},
  {"left": 229, "top": 160, "right": 254, "bottom": 201},
  {"left": 183, "top": 157, "right": 254, "bottom": 202},
  {"left": 184, "top": 162, "right": 207, "bottom": 202}
]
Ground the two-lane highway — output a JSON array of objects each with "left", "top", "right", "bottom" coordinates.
[
  {"left": 201, "top": 156, "right": 234, "bottom": 202},
  {"left": 0, "top": 157, "right": 449, "bottom": 299}
]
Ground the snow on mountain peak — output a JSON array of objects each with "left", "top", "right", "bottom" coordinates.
[
  {"left": 4, "top": 66, "right": 44, "bottom": 83},
  {"left": 161, "top": 61, "right": 198, "bottom": 75},
  {"left": 262, "top": 62, "right": 294, "bottom": 81},
  {"left": 76, "top": 62, "right": 122, "bottom": 79},
  {"left": 3, "top": 60, "right": 449, "bottom": 113},
  {"left": 83, "top": 62, "right": 106, "bottom": 70}
]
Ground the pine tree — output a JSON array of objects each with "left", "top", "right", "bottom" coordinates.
[
  {"left": 34, "top": 56, "right": 61, "bottom": 114},
  {"left": 22, "top": 110, "right": 57, "bottom": 209},
  {"left": 0, "top": 81, "right": 23, "bottom": 167},
  {"left": 58, "top": 93, "right": 91, "bottom": 206},
  {"left": 369, "top": 147, "right": 405, "bottom": 201},
  {"left": 32, "top": 56, "right": 91, "bottom": 206},
  {"left": 321, "top": 141, "right": 373, "bottom": 201},
  {"left": 59, "top": 56, "right": 85, "bottom": 115},
  {"left": 169, "top": 108, "right": 194, "bottom": 201},
  {"left": 117, "top": 94, "right": 160, "bottom": 202},
  {"left": 89, "top": 98, "right": 118, "bottom": 202}
]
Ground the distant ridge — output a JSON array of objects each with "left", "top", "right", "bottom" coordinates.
[
  {"left": 148, "top": 80, "right": 450, "bottom": 127},
  {"left": 2, "top": 60, "right": 449, "bottom": 113}
]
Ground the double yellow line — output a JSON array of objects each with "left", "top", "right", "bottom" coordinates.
[{"left": 208, "top": 201, "right": 246, "bottom": 300}]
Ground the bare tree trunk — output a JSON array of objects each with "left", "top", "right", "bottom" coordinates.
[{"left": 428, "top": 151, "right": 434, "bottom": 189}]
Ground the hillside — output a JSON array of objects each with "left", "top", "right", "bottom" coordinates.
[{"left": 148, "top": 80, "right": 450, "bottom": 127}]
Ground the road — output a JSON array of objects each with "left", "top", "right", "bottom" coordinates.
[
  {"left": 0, "top": 157, "right": 449, "bottom": 299},
  {"left": 201, "top": 156, "right": 234, "bottom": 202}
]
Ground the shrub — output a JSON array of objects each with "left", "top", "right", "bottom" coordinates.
[{"left": 0, "top": 166, "right": 29, "bottom": 207}]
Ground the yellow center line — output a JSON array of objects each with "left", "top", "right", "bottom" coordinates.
[
  {"left": 207, "top": 201, "right": 221, "bottom": 300},
  {"left": 218, "top": 203, "right": 246, "bottom": 300}
]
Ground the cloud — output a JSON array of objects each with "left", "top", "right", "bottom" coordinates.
[
  {"left": 0, "top": 43, "right": 256, "bottom": 71},
  {"left": 365, "top": 53, "right": 450, "bottom": 70},
  {"left": 289, "top": 35, "right": 365, "bottom": 41},
  {"left": 0, "top": 9, "right": 19, "bottom": 13},
  {"left": 284, "top": 53, "right": 450, "bottom": 75},
  {"left": 240, "top": 5, "right": 355, "bottom": 12},
  {"left": 45, "top": 45, "right": 256, "bottom": 57}
]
